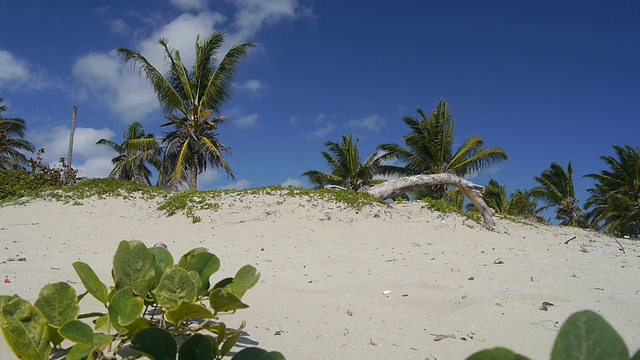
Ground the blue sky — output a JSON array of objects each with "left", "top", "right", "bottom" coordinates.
[{"left": 1, "top": 1, "right": 638, "bottom": 208}]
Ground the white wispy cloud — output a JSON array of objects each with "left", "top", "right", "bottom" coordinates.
[
  {"left": 309, "top": 122, "right": 335, "bottom": 139},
  {"left": 170, "top": 0, "right": 209, "bottom": 11},
  {"left": 0, "top": 49, "right": 52, "bottom": 91},
  {"left": 197, "top": 168, "right": 221, "bottom": 190},
  {"left": 237, "top": 79, "right": 265, "bottom": 94},
  {"left": 220, "top": 179, "right": 251, "bottom": 190},
  {"left": 30, "top": 126, "right": 116, "bottom": 178},
  {"left": 233, "top": 113, "right": 259, "bottom": 128},
  {"left": 347, "top": 114, "right": 386, "bottom": 132},
  {"left": 109, "top": 18, "right": 129, "bottom": 34},
  {"left": 281, "top": 177, "right": 304, "bottom": 188}
]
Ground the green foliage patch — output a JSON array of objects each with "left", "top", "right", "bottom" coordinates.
[{"left": 0, "top": 240, "right": 283, "bottom": 359}]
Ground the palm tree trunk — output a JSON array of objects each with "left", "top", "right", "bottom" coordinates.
[{"left": 190, "top": 163, "right": 198, "bottom": 190}]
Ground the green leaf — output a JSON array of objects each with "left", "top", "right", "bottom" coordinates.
[
  {"left": 93, "top": 332, "right": 112, "bottom": 350},
  {"left": 0, "top": 298, "right": 51, "bottom": 360},
  {"left": 631, "top": 349, "right": 640, "bottom": 360},
  {"left": 0, "top": 295, "right": 16, "bottom": 308},
  {"left": 125, "top": 317, "right": 153, "bottom": 335},
  {"left": 178, "top": 248, "right": 220, "bottom": 296},
  {"left": 112, "top": 240, "right": 156, "bottom": 296},
  {"left": 34, "top": 281, "right": 80, "bottom": 327},
  {"left": 67, "top": 343, "right": 93, "bottom": 360},
  {"left": 108, "top": 287, "right": 143, "bottom": 333},
  {"left": 210, "top": 288, "right": 249, "bottom": 314},
  {"left": 221, "top": 334, "right": 240, "bottom": 357},
  {"left": 73, "top": 261, "right": 109, "bottom": 304},
  {"left": 153, "top": 266, "right": 197, "bottom": 311},
  {"left": 551, "top": 310, "right": 629, "bottom": 360},
  {"left": 149, "top": 246, "right": 174, "bottom": 288},
  {"left": 131, "top": 328, "right": 177, "bottom": 360},
  {"left": 213, "top": 277, "right": 234, "bottom": 289},
  {"left": 226, "top": 265, "right": 260, "bottom": 299},
  {"left": 59, "top": 320, "right": 94, "bottom": 345},
  {"left": 232, "top": 348, "right": 286, "bottom": 360},
  {"left": 165, "top": 302, "right": 213, "bottom": 326},
  {"left": 466, "top": 347, "right": 530, "bottom": 359},
  {"left": 178, "top": 334, "right": 215, "bottom": 360},
  {"left": 94, "top": 314, "right": 110, "bottom": 333},
  {"left": 48, "top": 325, "right": 65, "bottom": 346}
]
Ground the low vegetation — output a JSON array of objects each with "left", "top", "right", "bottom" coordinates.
[{"left": 0, "top": 240, "right": 284, "bottom": 359}]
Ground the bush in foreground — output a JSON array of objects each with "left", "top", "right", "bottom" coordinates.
[{"left": 0, "top": 240, "right": 283, "bottom": 359}]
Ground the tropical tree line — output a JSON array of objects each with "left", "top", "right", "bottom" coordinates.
[
  {"left": 302, "top": 99, "right": 639, "bottom": 237},
  {"left": 0, "top": 33, "right": 637, "bottom": 236}
]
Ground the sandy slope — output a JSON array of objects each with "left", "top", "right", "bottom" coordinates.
[{"left": 0, "top": 193, "right": 639, "bottom": 359}]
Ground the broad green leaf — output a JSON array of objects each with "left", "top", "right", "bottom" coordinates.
[
  {"left": 73, "top": 261, "right": 108, "bottom": 304},
  {"left": 213, "top": 277, "right": 234, "bottom": 289},
  {"left": 34, "top": 281, "right": 80, "bottom": 327},
  {"left": 178, "top": 333, "right": 215, "bottom": 360},
  {"left": 125, "top": 317, "right": 153, "bottom": 335},
  {"left": 131, "top": 328, "right": 177, "bottom": 360},
  {"left": 149, "top": 246, "right": 174, "bottom": 288},
  {"left": 0, "top": 298, "right": 51, "bottom": 360},
  {"left": 178, "top": 248, "right": 220, "bottom": 296},
  {"left": 221, "top": 334, "right": 240, "bottom": 357},
  {"left": 226, "top": 265, "right": 260, "bottom": 299},
  {"left": 94, "top": 314, "right": 110, "bottom": 333},
  {"left": 48, "top": 325, "right": 65, "bottom": 347},
  {"left": 467, "top": 347, "right": 530, "bottom": 359},
  {"left": 153, "top": 266, "right": 197, "bottom": 311},
  {"left": 165, "top": 302, "right": 213, "bottom": 326},
  {"left": 551, "top": 310, "right": 629, "bottom": 360},
  {"left": 108, "top": 287, "right": 143, "bottom": 333},
  {"left": 67, "top": 343, "right": 93, "bottom": 360},
  {"left": 210, "top": 288, "right": 249, "bottom": 314},
  {"left": 112, "top": 240, "right": 156, "bottom": 296},
  {"left": 59, "top": 320, "right": 94, "bottom": 345},
  {"left": 93, "top": 332, "right": 112, "bottom": 350},
  {"left": 0, "top": 295, "right": 17, "bottom": 308},
  {"left": 232, "top": 348, "right": 286, "bottom": 360}
]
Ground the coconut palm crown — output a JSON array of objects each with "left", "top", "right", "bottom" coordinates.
[
  {"left": 118, "top": 32, "right": 254, "bottom": 190},
  {"left": 530, "top": 161, "right": 582, "bottom": 226},
  {"left": 377, "top": 99, "right": 507, "bottom": 198},
  {"left": 96, "top": 122, "right": 161, "bottom": 186},
  {"left": 303, "top": 134, "right": 382, "bottom": 191},
  {"left": 0, "top": 98, "right": 35, "bottom": 170}
]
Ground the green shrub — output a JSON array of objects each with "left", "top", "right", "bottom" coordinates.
[
  {"left": 0, "top": 169, "right": 46, "bottom": 201},
  {"left": 0, "top": 240, "right": 284, "bottom": 359},
  {"left": 467, "top": 310, "right": 640, "bottom": 359}
]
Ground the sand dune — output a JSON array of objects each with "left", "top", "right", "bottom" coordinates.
[{"left": 1, "top": 193, "right": 639, "bottom": 359}]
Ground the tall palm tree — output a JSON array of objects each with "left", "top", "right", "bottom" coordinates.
[
  {"left": 118, "top": 33, "right": 254, "bottom": 190},
  {"left": 530, "top": 161, "right": 582, "bottom": 226},
  {"left": 96, "top": 122, "right": 161, "bottom": 186},
  {"left": 377, "top": 99, "right": 507, "bottom": 199},
  {"left": 0, "top": 98, "right": 35, "bottom": 170},
  {"left": 584, "top": 145, "right": 640, "bottom": 236},
  {"left": 303, "top": 134, "right": 382, "bottom": 191}
]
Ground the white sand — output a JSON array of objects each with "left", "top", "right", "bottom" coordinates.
[{"left": 1, "top": 193, "right": 639, "bottom": 359}]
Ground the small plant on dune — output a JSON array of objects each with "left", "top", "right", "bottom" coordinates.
[
  {"left": 0, "top": 240, "right": 284, "bottom": 360},
  {"left": 467, "top": 310, "right": 639, "bottom": 359}
]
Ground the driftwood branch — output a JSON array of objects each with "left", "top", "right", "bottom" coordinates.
[{"left": 363, "top": 173, "right": 495, "bottom": 229}]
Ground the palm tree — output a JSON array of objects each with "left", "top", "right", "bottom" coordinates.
[
  {"left": 0, "top": 99, "right": 35, "bottom": 170},
  {"left": 530, "top": 161, "right": 582, "bottom": 226},
  {"left": 465, "top": 179, "right": 543, "bottom": 222},
  {"left": 377, "top": 99, "right": 507, "bottom": 199},
  {"left": 584, "top": 145, "right": 640, "bottom": 236},
  {"left": 96, "top": 122, "right": 161, "bottom": 186},
  {"left": 118, "top": 33, "right": 254, "bottom": 190},
  {"left": 303, "top": 134, "right": 382, "bottom": 191},
  {"left": 508, "top": 188, "right": 544, "bottom": 222},
  {"left": 482, "top": 179, "right": 510, "bottom": 215}
]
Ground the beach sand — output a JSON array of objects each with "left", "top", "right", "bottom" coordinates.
[{"left": 1, "top": 193, "right": 639, "bottom": 359}]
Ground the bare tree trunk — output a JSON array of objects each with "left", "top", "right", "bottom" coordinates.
[
  {"left": 363, "top": 173, "right": 496, "bottom": 229},
  {"left": 190, "top": 165, "right": 198, "bottom": 190}
]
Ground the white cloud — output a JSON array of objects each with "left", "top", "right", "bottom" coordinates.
[
  {"left": 237, "top": 79, "right": 265, "bottom": 94},
  {"left": 281, "top": 178, "right": 304, "bottom": 188},
  {"left": 230, "top": 0, "right": 299, "bottom": 42},
  {"left": 30, "top": 126, "right": 117, "bottom": 178},
  {"left": 110, "top": 19, "right": 129, "bottom": 34},
  {"left": 197, "top": 168, "right": 221, "bottom": 190},
  {"left": 170, "top": 0, "right": 209, "bottom": 11},
  {"left": 220, "top": 179, "right": 251, "bottom": 190},
  {"left": 288, "top": 116, "right": 299, "bottom": 125},
  {"left": 233, "top": 113, "right": 259, "bottom": 128},
  {"left": 309, "top": 122, "right": 335, "bottom": 139},
  {"left": 347, "top": 114, "right": 386, "bottom": 132},
  {"left": 0, "top": 49, "right": 51, "bottom": 91}
]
